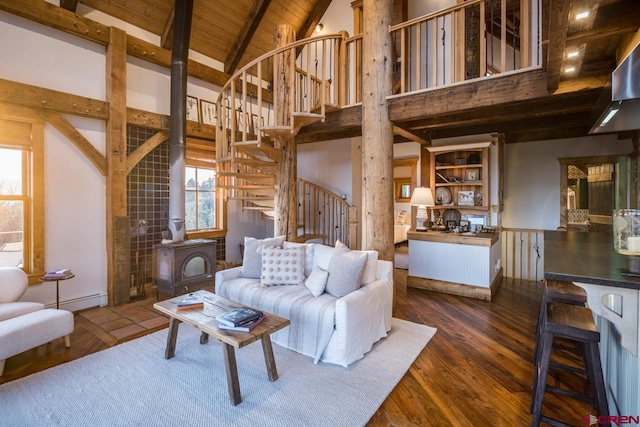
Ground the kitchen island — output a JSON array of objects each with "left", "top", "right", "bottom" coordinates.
[
  {"left": 544, "top": 230, "right": 640, "bottom": 417},
  {"left": 407, "top": 230, "right": 502, "bottom": 300}
]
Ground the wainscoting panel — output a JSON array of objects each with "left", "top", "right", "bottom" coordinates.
[
  {"left": 501, "top": 228, "right": 545, "bottom": 282},
  {"left": 596, "top": 315, "right": 640, "bottom": 417}
]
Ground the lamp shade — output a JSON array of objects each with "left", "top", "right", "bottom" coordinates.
[{"left": 410, "top": 187, "right": 435, "bottom": 207}]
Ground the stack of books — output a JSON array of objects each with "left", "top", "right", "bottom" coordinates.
[
  {"left": 43, "top": 269, "right": 73, "bottom": 280},
  {"left": 176, "top": 294, "right": 204, "bottom": 310},
  {"left": 216, "top": 307, "right": 265, "bottom": 332}
]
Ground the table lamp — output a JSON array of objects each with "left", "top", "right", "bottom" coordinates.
[
  {"left": 410, "top": 187, "right": 435, "bottom": 231},
  {"left": 613, "top": 209, "right": 640, "bottom": 277}
]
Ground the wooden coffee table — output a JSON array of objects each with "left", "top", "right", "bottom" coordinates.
[{"left": 153, "top": 290, "right": 290, "bottom": 405}]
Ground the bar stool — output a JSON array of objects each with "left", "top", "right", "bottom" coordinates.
[
  {"left": 531, "top": 302, "right": 609, "bottom": 427},
  {"left": 533, "top": 280, "right": 587, "bottom": 368}
]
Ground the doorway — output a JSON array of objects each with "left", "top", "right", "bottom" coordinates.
[{"left": 559, "top": 155, "right": 630, "bottom": 233}]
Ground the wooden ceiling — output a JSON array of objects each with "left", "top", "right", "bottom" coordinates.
[
  {"left": 58, "top": 0, "right": 640, "bottom": 144},
  {"left": 65, "top": 0, "right": 331, "bottom": 74}
]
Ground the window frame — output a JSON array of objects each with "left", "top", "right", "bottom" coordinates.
[
  {"left": 184, "top": 162, "right": 225, "bottom": 239},
  {"left": 0, "top": 104, "right": 45, "bottom": 284}
]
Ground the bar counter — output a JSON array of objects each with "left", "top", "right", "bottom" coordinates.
[
  {"left": 543, "top": 230, "right": 639, "bottom": 417},
  {"left": 544, "top": 230, "right": 640, "bottom": 290}
]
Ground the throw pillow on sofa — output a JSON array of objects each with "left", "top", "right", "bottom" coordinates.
[
  {"left": 325, "top": 243, "right": 367, "bottom": 298},
  {"left": 305, "top": 265, "right": 329, "bottom": 297},
  {"left": 335, "top": 240, "right": 379, "bottom": 285},
  {"left": 283, "top": 241, "right": 315, "bottom": 277},
  {"left": 241, "top": 236, "right": 286, "bottom": 279},
  {"left": 260, "top": 246, "right": 305, "bottom": 286}
]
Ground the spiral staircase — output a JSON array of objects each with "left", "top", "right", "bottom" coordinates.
[{"left": 215, "top": 33, "right": 354, "bottom": 246}]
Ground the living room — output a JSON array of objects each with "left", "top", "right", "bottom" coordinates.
[{"left": 1, "top": 0, "right": 639, "bottom": 425}]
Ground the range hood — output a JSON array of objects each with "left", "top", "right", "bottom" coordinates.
[{"left": 591, "top": 41, "right": 640, "bottom": 134}]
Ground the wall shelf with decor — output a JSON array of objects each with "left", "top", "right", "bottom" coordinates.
[{"left": 428, "top": 142, "right": 490, "bottom": 215}]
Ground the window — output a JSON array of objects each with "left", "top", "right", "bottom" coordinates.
[
  {"left": 0, "top": 110, "right": 45, "bottom": 282},
  {"left": 185, "top": 166, "right": 217, "bottom": 232}
]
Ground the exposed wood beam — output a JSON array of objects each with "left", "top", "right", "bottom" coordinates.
[
  {"left": 0, "top": 78, "right": 109, "bottom": 120},
  {"left": 59, "top": 0, "right": 78, "bottom": 12},
  {"left": 36, "top": 109, "right": 108, "bottom": 176},
  {"left": 388, "top": 69, "right": 549, "bottom": 122},
  {"left": 546, "top": 0, "right": 572, "bottom": 92},
  {"left": 105, "top": 27, "right": 129, "bottom": 307},
  {"left": 224, "top": 0, "right": 272, "bottom": 75},
  {"left": 160, "top": 6, "right": 174, "bottom": 50},
  {"left": 126, "top": 131, "right": 169, "bottom": 174},
  {"left": 393, "top": 125, "right": 430, "bottom": 145},
  {"left": 298, "top": 0, "right": 333, "bottom": 40},
  {"left": 504, "top": 126, "right": 589, "bottom": 143}
]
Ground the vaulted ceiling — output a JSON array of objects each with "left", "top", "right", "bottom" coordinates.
[{"left": 63, "top": 0, "right": 332, "bottom": 75}]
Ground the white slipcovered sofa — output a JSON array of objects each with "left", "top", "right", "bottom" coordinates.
[
  {"left": 0, "top": 267, "right": 74, "bottom": 375},
  {"left": 215, "top": 237, "right": 393, "bottom": 367}
]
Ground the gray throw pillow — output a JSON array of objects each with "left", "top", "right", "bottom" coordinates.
[
  {"left": 325, "top": 244, "right": 368, "bottom": 298},
  {"left": 240, "top": 236, "right": 286, "bottom": 279}
]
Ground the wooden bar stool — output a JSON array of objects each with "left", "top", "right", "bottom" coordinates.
[
  {"left": 533, "top": 280, "right": 587, "bottom": 367},
  {"left": 531, "top": 302, "right": 609, "bottom": 427}
]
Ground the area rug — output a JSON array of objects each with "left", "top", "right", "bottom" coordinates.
[{"left": 0, "top": 318, "right": 436, "bottom": 427}]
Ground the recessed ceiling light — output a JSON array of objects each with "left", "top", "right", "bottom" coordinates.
[
  {"left": 575, "top": 11, "right": 590, "bottom": 20},
  {"left": 600, "top": 108, "right": 619, "bottom": 126},
  {"left": 565, "top": 66, "right": 576, "bottom": 73},
  {"left": 567, "top": 51, "right": 580, "bottom": 58}
]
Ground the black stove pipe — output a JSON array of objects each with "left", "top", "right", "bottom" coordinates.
[{"left": 168, "top": 0, "right": 194, "bottom": 242}]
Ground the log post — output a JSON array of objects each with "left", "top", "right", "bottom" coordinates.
[
  {"left": 273, "top": 24, "right": 298, "bottom": 241},
  {"left": 361, "top": 0, "right": 394, "bottom": 262}
]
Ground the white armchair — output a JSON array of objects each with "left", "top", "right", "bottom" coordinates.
[
  {"left": 0, "top": 267, "right": 74, "bottom": 376},
  {"left": 0, "top": 267, "right": 44, "bottom": 322}
]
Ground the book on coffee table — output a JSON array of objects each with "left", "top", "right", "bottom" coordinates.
[
  {"left": 216, "top": 306, "right": 263, "bottom": 327},
  {"left": 176, "top": 294, "right": 204, "bottom": 310},
  {"left": 217, "top": 314, "right": 266, "bottom": 332}
]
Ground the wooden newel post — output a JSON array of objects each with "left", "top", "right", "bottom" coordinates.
[{"left": 273, "top": 24, "right": 298, "bottom": 241}]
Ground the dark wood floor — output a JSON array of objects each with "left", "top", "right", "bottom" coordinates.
[{"left": 1, "top": 269, "right": 593, "bottom": 426}]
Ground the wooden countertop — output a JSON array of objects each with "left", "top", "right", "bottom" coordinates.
[
  {"left": 544, "top": 230, "right": 640, "bottom": 290},
  {"left": 407, "top": 230, "right": 499, "bottom": 247}
]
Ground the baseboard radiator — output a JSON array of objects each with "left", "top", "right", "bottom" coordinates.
[{"left": 500, "top": 228, "right": 545, "bottom": 282}]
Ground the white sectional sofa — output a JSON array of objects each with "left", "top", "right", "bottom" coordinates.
[{"left": 215, "top": 237, "right": 393, "bottom": 367}]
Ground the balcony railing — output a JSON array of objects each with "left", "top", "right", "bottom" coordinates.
[{"left": 389, "top": 0, "right": 539, "bottom": 94}]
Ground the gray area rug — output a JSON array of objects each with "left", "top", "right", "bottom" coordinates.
[{"left": 0, "top": 318, "right": 436, "bottom": 427}]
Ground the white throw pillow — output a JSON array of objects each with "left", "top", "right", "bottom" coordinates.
[
  {"left": 283, "top": 241, "right": 315, "bottom": 277},
  {"left": 325, "top": 243, "right": 367, "bottom": 298},
  {"left": 335, "top": 240, "right": 379, "bottom": 285},
  {"left": 305, "top": 265, "right": 329, "bottom": 297},
  {"left": 260, "top": 246, "right": 305, "bottom": 286},
  {"left": 395, "top": 210, "right": 407, "bottom": 226},
  {"left": 240, "top": 236, "right": 286, "bottom": 279}
]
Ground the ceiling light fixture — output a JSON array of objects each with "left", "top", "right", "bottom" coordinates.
[
  {"left": 565, "top": 66, "right": 576, "bottom": 73},
  {"left": 600, "top": 108, "right": 619, "bottom": 127},
  {"left": 567, "top": 51, "right": 580, "bottom": 58},
  {"left": 575, "top": 11, "right": 590, "bottom": 20},
  {"left": 315, "top": 23, "right": 323, "bottom": 33}
]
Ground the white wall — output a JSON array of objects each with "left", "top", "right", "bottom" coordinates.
[{"left": 502, "top": 134, "right": 634, "bottom": 230}]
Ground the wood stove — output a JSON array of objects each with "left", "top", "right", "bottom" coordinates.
[{"left": 152, "top": 238, "right": 216, "bottom": 297}]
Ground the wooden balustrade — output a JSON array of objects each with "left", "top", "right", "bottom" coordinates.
[
  {"left": 297, "top": 179, "right": 352, "bottom": 247},
  {"left": 389, "top": 0, "right": 535, "bottom": 94}
]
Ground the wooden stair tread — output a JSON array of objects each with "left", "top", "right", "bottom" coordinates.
[
  {"left": 292, "top": 112, "right": 324, "bottom": 130},
  {"left": 259, "top": 125, "right": 295, "bottom": 141},
  {"left": 311, "top": 102, "right": 341, "bottom": 114}
]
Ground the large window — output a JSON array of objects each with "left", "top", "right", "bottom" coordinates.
[
  {"left": 0, "top": 110, "right": 44, "bottom": 281},
  {"left": 185, "top": 166, "right": 217, "bottom": 232},
  {"left": 0, "top": 148, "right": 26, "bottom": 268}
]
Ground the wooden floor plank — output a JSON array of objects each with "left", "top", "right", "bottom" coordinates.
[{"left": 1, "top": 269, "right": 595, "bottom": 425}]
